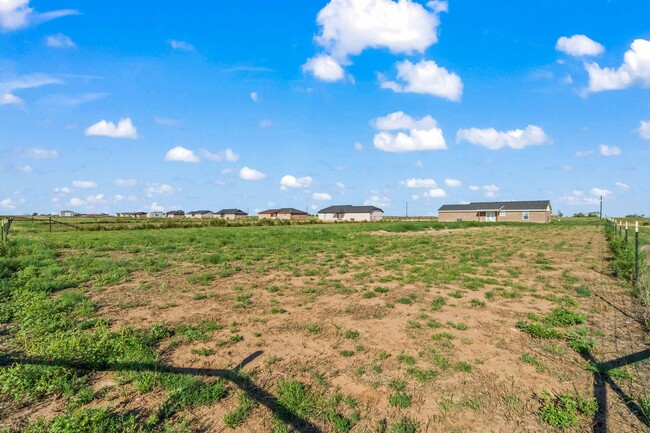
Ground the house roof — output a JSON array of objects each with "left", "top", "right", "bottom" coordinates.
[
  {"left": 187, "top": 210, "right": 214, "bottom": 215},
  {"left": 216, "top": 209, "right": 247, "bottom": 215},
  {"left": 317, "top": 205, "right": 384, "bottom": 214},
  {"left": 439, "top": 200, "right": 551, "bottom": 212},
  {"left": 258, "top": 208, "right": 308, "bottom": 215},
  {"left": 166, "top": 210, "right": 185, "bottom": 215}
]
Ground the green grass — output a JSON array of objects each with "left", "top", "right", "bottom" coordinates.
[
  {"left": 389, "top": 417, "right": 419, "bottom": 433},
  {"left": 223, "top": 394, "right": 255, "bottom": 428},
  {"left": 520, "top": 353, "right": 546, "bottom": 373},
  {"left": 516, "top": 321, "right": 564, "bottom": 339},
  {"left": 540, "top": 392, "right": 598, "bottom": 429}
]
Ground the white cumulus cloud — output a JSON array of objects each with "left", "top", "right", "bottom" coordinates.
[
  {"left": 85, "top": 118, "right": 138, "bottom": 139},
  {"left": 302, "top": 55, "right": 345, "bottom": 82},
  {"left": 312, "top": 192, "right": 332, "bottom": 201},
  {"left": 305, "top": 0, "right": 446, "bottom": 81},
  {"left": 555, "top": 35, "right": 604, "bottom": 57},
  {"left": 72, "top": 180, "right": 97, "bottom": 189},
  {"left": 637, "top": 120, "right": 650, "bottom": 140},
  {"left": 483, "top": 185, "right": 499, "bottom": 198},
  {"left": 364, "top": 195, "right": 390, "bottom": 208},
  {"left": 380, "top": 59, "right": 463, "bottom": 101},
  {"left": 599, "top": 144, "right": 621, "bottom": 156},
  {"left": 114, "top": 178, "right": 137, "bottom": 187},
  {"left": 145, "top": 183, "right": 175, "bottom": 198},
  {"left": 585, "top": 39, "right": 650, "bottom": 93},
  {"left": 280, "top": 175, "right": 313, "bottom": 189},
  {"left": 0, "top": 93, "right": 24, "bottom": 105},
  {"left": 444, "top": 178, "right": 462, "bottom": 187},
  {"left": 239, "top": 166, "right": 266, "bottom": 181},
  {"left": 373, "top": 111, "right": 437, "bottom": 130},
  {"left": 0, "top": 0, "right": 78, "bottom": 31},
  {"left": 68, "top": 197, "right": 85, "bottom": 207},
  {"left": 373, "top": 111, "right": 446, "bottom": 153},
  {"left": 0, "top": 197, "right": 16, "bottom": 209},
  {"left": 17, "top": 165, "right": 32, "bottom": 173},
  {"left": 401, "top": 178, "right": 437, "bottom": 188},
  {"left": 559, "top": 190, "right": 600, "bottom": 206},
  {"left": 46, "top": 33, "right": 75, "bottom": 48},
  {"left": 424, "top": 188, "right": 446, "bottom": 198},
  {"left": 315, "top": 0, "right": 443, "bottom": 59},
  {"left": 250, "top": 92, "right": 259, "bottom": 102},
  {"left": 165, "top": 146, "right": 199, "bottom": 163},
  {"left": 591, "top": 187, "right": 612, "bottom": 197},
  {"left": 200, "top": 148, "right": 239, "bottom": 162},
  {"left": 456, "top": 125, "right": 549, "bottom": 150}
]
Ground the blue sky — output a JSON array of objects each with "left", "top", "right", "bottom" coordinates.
[{"left": 1, "top": 0, "right": 649, "bottom": 216}]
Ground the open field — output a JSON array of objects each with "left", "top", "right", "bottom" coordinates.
[{"left": 1, "top": 220, "right": 649, "bottom": 432}]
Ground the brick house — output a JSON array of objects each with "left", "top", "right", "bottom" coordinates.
[
  {"left": 438, "top": 200, "right": 552, "bottom": 223},
  {"left": 317, "top": 205, "right": 384, "bottom": 222},
  {"left": 257, "top": 208, "right": 309, "bottom": 220}
]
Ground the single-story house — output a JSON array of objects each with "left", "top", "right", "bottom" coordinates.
[
  {"left": 187, "top": 210, "right": 215, "bottom": 219},
  {"left": 166, "top": 210, "right": 185, "bottom": 218},
  {"left": 317, "top": 205, "right": 384, "bottom": 222},
  {"left": 59, "top": 210, "right": 75, "bottom": 217},
  {"left": 148, "top": 211, "right": 165, "bottom": 218},
  {"left": 258, "top": 208, "right": 309, "bottom": 220},
  {"left": 117, "top": 212, "right": 147, "bottom": 218},
  {"left": 438, "top": 200, "right": 552, "bottom": 223},
  {"left": 215, "top": 209, "right": 248, "bottom": 220}
]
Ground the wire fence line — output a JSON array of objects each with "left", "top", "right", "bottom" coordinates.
[{"left": 606, "top": 218, "right": 649, "bottom": 327}]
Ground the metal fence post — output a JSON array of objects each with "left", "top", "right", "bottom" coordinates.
[
  {"left": 625, "top": 222, "right": 628, "bottom": 243},
  {"left": 635, "top": 221, "right": 639, "bottom": 287}
]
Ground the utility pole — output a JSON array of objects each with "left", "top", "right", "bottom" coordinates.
[
  {"left": 406, "top": 201, "right": 408, "bottom": 218},
  {"left": 599, "top": 195, "right": 603, "bottom": 220}
]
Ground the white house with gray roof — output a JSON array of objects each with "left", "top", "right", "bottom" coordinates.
[{"left": 317, "top": 205, "right": 384, "bottom": 222}]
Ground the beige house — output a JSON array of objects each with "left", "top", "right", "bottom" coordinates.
[
  {"left": 165, "top": 210, "right": 185, "bottom": 218},
  {"left": 438, "top": 200, "right": 552, "bottom": 223},
  {"left": 215, "top": 209, "right": 248, "bottom": 220},
  {"left": 187, "top": 210, "right": 215, "bottom": 219},
  {"left": 317, "top": 205, "right": 384, "bottom": 222},
  {"left": 258, "top": 208, "right": 309, "bottom": 220}
]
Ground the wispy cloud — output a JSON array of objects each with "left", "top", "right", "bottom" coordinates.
[
  {"left": 39, "top": 93, "right": 106, "bottom": 107},
  {"left": 16, "top": 148, "right": 59, "bottom": 159},
  {"left": 46, "top": 33, "right": 75, "bottom": 48},
  {"left": 169, "top": 39, "right": 195, "bottom": 51}
]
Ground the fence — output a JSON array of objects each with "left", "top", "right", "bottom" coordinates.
[
  {"left": 0, "top": 217, "right": 13, "bottom": 242},
  {"left": 606, "top": 219, "right": 643, "bottom": 287}
]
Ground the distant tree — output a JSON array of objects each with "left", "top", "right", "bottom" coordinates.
[
  {"left": 557, "top": 210, "right": 563, "bottom": 218},
  {"left": 573, "top": 212, "right": 586, "bottom": 218},
  {"left": 587, "top": 211, "right": 599, "bottom": 218}
]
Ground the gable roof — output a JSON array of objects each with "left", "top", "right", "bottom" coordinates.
[
  {"left": 187, "top": 210, "right": 214, "bottom": 215},
  {"left": 318, "top": 205, "right": 384, "bottom": 214},
  {"left": 258, "top": 208, "right": 308, "bottom": 215},
  {"left": 166, "top": 210, "right": 185, "bottom": 215},
  {"left": 215, "top": 209, "right": 247, "bottom": 215},
  {"left": 439, "top": 200, "right": 551, "bottom": 212}
]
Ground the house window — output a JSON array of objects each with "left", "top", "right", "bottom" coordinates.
[
  {"left": 523, "top": 211, "right": 529, "bottom": 220},
  {"left": 500, "top": 211, "right": 507, "bottom": 217}
]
